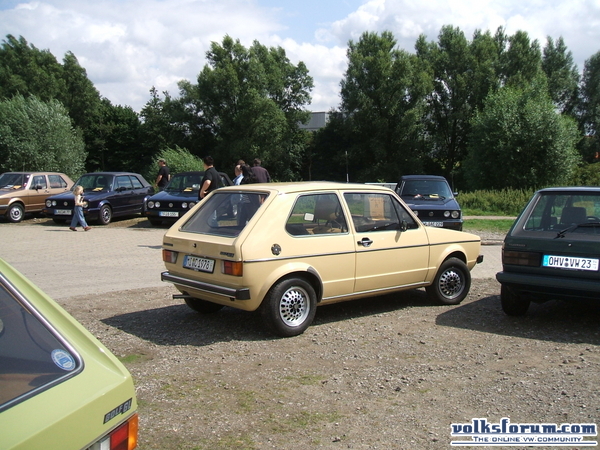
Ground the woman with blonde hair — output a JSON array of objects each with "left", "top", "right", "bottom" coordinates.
[{"left": 69, "top": 185, "right": 91, "bottom": 231}]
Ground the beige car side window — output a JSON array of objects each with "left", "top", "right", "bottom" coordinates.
[{"left": 286, "top": 193, "right": 347, "bottom": 236}]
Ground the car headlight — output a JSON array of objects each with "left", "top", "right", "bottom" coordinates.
[
  {"left": 147, "top": 201, "right": 154, "bottom": 208},
  {"left": 45, "top": 200, "right": 52, "bottom": 207},
  {"left": 444, "top": 211, "right": 450, "bottom": 218},
  {"left": 189, "top": 202, "right": 195, "bottom": 208},
  {"left": 52, "top": 200, "right": 57, "bottom": 206},
  {"left": 182, "top": 202, "right": 188, "bottom": 209},
  {"left": 155, "top": 201, "right": 161, "bottom": 208},
  {"left": 451, "top": 211, "right": 460, "bottom": 219}
]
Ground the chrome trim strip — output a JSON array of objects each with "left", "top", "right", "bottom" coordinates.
[{"left": 322, "top": 281, "right": 429, "bottom": 301}]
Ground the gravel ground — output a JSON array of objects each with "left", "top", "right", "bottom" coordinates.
[
  {"left": 47, "top": 222, "right": 598, "bottom": 450},
  {"left": 8, "top": 216, "right": 599, "bottom": 449}
]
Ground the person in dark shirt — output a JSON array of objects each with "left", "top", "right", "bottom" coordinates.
[
  {"left": 199, "top": 156, "right": 221, "bottom": 199},
  {"left": 251, "top": 158, "right": 271, "bottom": 183},
  {"left": 156, "top": 158, "right": 170, "bottom": 190}
]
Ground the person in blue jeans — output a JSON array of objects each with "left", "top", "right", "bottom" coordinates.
[{"left": 69, "top": 185, "right": 91, "bottom": 231}]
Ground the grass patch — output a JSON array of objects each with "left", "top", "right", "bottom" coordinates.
[
  {"left": 463, "top": 218, "right": 514, "bottom": 234},
  {"left": 118, "top": 353, "right": 150, "bottom": 364}
]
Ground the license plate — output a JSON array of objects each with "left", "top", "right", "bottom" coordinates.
[
  {"left": 159, "top": 211, "right": 179, "bottom": 217},
  {"left": 55, "top": 209, "right": 72, "bottom": 215},
  {"left": 183, "top": 255, "right": 215, "bottom": 273},
  {"left": 542, "top": 255, "right": 599, "bottom": 271},
  {"left": 422, "top": 221, "right": 443, "bottom": 227}
]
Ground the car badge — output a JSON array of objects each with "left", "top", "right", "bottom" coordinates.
[{"left": 271, "top": 244, "right": 281, "bottom": 256}]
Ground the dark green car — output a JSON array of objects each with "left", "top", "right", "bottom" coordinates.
[
  {"left": 0, "top": 258, "right": 138, "bottom": 450},
  {"left": 496, "top": 187, "right": 600, "bottom": 315}
]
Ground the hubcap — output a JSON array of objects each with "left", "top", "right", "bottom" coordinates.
[
  {"left": 10, "top": 207, "right": 22, "bottom": 221},
  {"left": 439, "top": 268, "right": 464, "bottom": 299},
  {"left": 279, "top": 286, "right": 310, "bottom": 327}
]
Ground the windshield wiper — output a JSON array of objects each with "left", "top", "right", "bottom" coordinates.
[{"left": 555, "top": 222, "right": 600, "bottom": 238}]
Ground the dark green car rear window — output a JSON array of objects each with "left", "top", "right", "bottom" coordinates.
[{"left": 0, "top": 274, "right": 81, "bottom": 412}]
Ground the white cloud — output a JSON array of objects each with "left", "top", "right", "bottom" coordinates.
[{"left": 0, "top": 0, "right": 599, "bottom": 113}]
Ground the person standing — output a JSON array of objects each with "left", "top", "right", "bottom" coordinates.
[
  {"left": 156, "top": 158, "right": 170, "bottom": 191},
  {"left": 232, "top": 164, "right": 243, "bottom": 185},
  {"left": 252, "top": 158, "right": 271, "bottom": 183},
  {"left": 199, "top": 156, "right": 221, "bottom": 199},
  {"left": 69, "top": 185, "right": 91, "bottom": 231}
]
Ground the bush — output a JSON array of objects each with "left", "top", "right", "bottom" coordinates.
[
  {"left": 142, "top": 146, "right": 204, "bottom": 186},
  {"left": 459, "top": 188, "right": 534, "bottom": 216}
]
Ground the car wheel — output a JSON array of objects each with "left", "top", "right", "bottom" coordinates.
[
  {"left": 184, "top": 297, "right": 224, "bottom": 313},
  {"left": 260, "top": 277, "right": 317, "bottom": 337},
  {"left": 426, "top": 257, "right": 470, "bottom": 305},
  {"left": 7, "top": 203, "right": 24, "bottom": 223},
  {"left": 148, "top": 218, "right": 162, "bottom": 226},
  {"left": 500, "top": 285, "right": 530, "bottom": 316},
  {"left": 98, "top": 204, "right": 112, "bottom": 225}
]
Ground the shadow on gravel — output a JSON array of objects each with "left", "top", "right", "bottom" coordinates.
[
  {"left": 102, "top": 289, "right": 439, "bottom": 346},
  {"left": 437, "top": 294, "right": 600, "bottom": 345}
]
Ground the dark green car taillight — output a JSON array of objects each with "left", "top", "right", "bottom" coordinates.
[{"left": 502, "top": 249, "right": 541, "bottom": 267}]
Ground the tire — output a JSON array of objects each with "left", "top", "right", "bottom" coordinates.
[
  {"left": 98, "top": 204, "right": 112, "bottom": 225},
  {"left": 7, "top": 203, "right": 24, "bottom": 223},
  {"left": 426, "top": 257, "right": 471, "bottom": 305},
  {"left": 500, "top": 285, "right": 530, "bottom": 316},
  {"left": 184, "top": 297, "right": 224, "bottom": 314},
  {"left": 260, "top": 277, "right": 317, "bottom": 337},
  {"left": 148, "top": 218, "right": 162, "bottom": 226}
]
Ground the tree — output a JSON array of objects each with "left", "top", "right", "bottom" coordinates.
[
  {"left": 542, "top": 37, "right": 580, "bottom": 115},
  {"left": 86, "top": 99, "right": 147, "bottom": 173},
  {"left": 499, "top": 30, "right": 543, "bottom": 88},
  {"left": 464, "top": 77, "right": 580, "bottom": 190},
  {"left": 416, "top": 26, "right": 502, "bottom": 183},
  {"left": 177, "top": 36, "right": 313, "bottom": 178},
  {"left": 0, "top": 95, "right": 86, "bottom": 177},
  {"left": 339, "top": 31, "right": 432, "bottom": 182},
  {"left": 0, "top": 35, "right": 65, "bottom": 102},
  {"left": 579, "top": 51, "right": 600, "bottom": 162}
]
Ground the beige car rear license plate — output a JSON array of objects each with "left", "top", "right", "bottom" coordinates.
[{"left": 183, "top": 255, "right": 215, "bottom": 273}]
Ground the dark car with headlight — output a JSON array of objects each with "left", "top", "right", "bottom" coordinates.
[
  {"left": 43, "top": 172, "right": 154, "bottom": 225},
  {"left": 0, "top": 257, "right": 138, "bottom": 450},
  {"left": 145, "top": 171, "right": 233, "bottom": 226},
  {"left": 395, "top": 175, "right": 463, "bottom": 231},
  {"left": 496, "top": 187, "right": 600, "bottom": 316}
]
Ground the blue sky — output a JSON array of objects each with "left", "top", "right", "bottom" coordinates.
[{"left": 0, "top": 0, "right": 599, "bottom": 112}]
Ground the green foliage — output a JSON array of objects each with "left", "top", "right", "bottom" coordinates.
[
  {"left": 569, "top": 162, "right": 600, "bottom": 186},
  {"left": 0, "top": 95, "right": 86, "bottom": 178},
  {"left": 464, "top": 76, "right": 580, "bottom": 190},
  {"left": 175, "top": 35, "right": 313, "bottom": 177},
  {"left": 141, "top": 146, "right": 203, "bottom": 183},
  {"left": 340, "top": 31, "right": 432, "bottom": 182},
  {"left": 459, "top": 188, "right": 534, "bottom": 216},
  {"left": 542, "top": 37, "right": 580, "bottom": 115}
]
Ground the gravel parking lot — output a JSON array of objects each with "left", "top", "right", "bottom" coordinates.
[{"left": 2, "top": 217, "right": 599, "bottom": 450}]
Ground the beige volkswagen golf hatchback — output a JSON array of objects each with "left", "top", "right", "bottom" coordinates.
[{"left": 162, "top": 182, "right": 483, "bottom": 337}]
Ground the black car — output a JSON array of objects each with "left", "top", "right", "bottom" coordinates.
[
  {"left": 496, "top": 187, "right": 600, "bottom": 316},
  {"left": 145, "top": 171, "right": 233, "bottom": 226},
  {"left": 395, "top": 175, "right": 463, "bottom": 231},
  {"left": 43, "top": 172, "right": 154, "bottom": 225}
]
